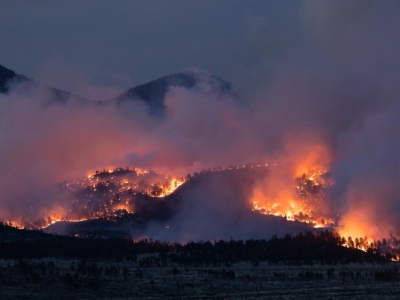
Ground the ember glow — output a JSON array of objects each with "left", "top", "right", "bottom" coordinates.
[
  {"left": 251, "top": 169, "right": 335, "bottom": 229},
  {"left": 1, "top": 162, "right": 339, "bottom": 238},
  {"left": 13, "top": 167, "right": 188, "bottom": 229}
]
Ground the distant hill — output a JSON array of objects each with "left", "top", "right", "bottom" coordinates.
[
  {"left": 113, "top": 72, "right": 233, "bottom": 115},
  {"left": 0, "top": 64, "right": 86, "bottom": 103},
  {"left": 1, "top": 64, "right": 235, "bottom": 114},
  {"left": 42, "top": 166, "right": 322, "bottom": 240},
  {"left": 0, "top": 64, "right": 29, "bottom": 93}
]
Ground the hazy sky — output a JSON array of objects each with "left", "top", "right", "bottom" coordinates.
[{"left": 0, "top": 0, "right": 301, "bottom": 96}]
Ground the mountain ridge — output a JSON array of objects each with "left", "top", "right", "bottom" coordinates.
[
  {"left": 0, "top": 64, "right": 233, "bottom": 111},
  {"left": 114, "top": 71, "right": 232, "bottom": 115},
  {"left": 0, "top": 64, "right": 86, "bottom": 103},
  {"left": 0, "top": 64, "right": 29, "bottom": 93}
]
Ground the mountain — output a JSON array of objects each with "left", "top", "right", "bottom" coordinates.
[
  {"left": 41, "top": 165, "right": 332, "bottom": 241},
  {"left": 0, "top": 64, "right": 85, "bottom": 103},
  {"left": 0, "top": 64, "right": 29, "bottom": 93},
  {"left": 1, "top": 64, "right": 234, "bottom": 114},
  {"left": 113, "top": 72, "right": 233, "bottom": 115}
]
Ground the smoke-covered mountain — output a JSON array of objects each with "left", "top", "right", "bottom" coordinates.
[
  {"left": 114, "top": 72, "right": 232, "bottom": 115},
  {"left": 0, "top": 64, "right": 333, "bottom": 241},
  {"left": 0, "top": 64, "right": 84, "bottom": 103},
  {"left": 0, "top": 64, "right": 234, "bottom": 116},
  {"left": 38, "top": 165, "right": 332, "bottom": 242},
  {"left": 0, "top": 64, "right": 28, "bottom": 93}
]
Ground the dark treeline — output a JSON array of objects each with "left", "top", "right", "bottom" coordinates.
[{"left": 0, "top": 223, "right": 391, "bottom": 265}]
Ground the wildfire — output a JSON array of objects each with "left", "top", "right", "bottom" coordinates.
[
  {"left": 5, "top": 162, "right": 396, "bottom": 257},
  {"left": 4, "top": 164, "right": 333, "bottom": 230},
  {"left": 3, "top": 164, "right": 276, "bottom": 230},
  {"left": 251, "top": 169, "right": 334, "bottom": 229},
  {"left": 2, "top": 167, "right": 191, "bottom": 230},
  {"left": 40, "top": 218, "right": 89, "bottom": 229}
]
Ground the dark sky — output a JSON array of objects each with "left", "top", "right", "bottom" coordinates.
[{"left": 0, "top": 0, "right": 301, "bottom": 97}]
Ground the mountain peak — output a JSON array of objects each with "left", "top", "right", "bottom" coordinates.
[
  {"left": 0, "top": 64, "right": 234, "bottom": 113},
  {"left": 114, "top": 71, "right": 232, "bottom": 115},
  {"left": 0, "top": 64, "right": 29, "bottom": 93}
]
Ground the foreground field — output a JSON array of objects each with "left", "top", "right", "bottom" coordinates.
[{"left": 0, "top": 258, "right": 399, "bottom": 299}]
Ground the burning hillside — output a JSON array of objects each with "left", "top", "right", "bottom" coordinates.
[
  {"left": 252, "top": 169, "right": 334, "bottom": 228},
  {"left": 2, "top": 158, "right": 400, "bottom": 257},
  {"left": 3, "top": 163, "right": 336, "bottom": 235},
  {"left": 18, "top": 167, "right": 187, "bottom": 229}
]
